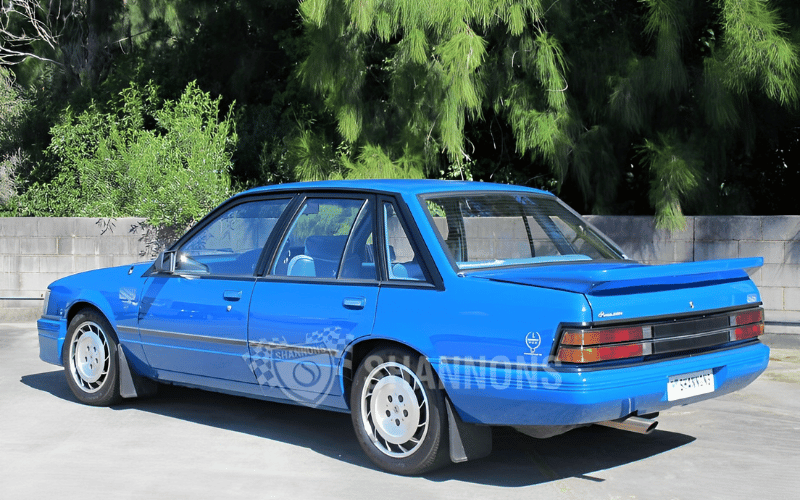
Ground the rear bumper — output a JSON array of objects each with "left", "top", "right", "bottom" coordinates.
[
  {"left": 38, "top": 317, "right": 67, "bottom": 366},
  {"left": 436, "top": 341, "right": 769, "bottom": 425}
]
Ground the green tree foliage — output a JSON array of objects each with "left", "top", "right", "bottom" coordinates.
[
  {"left": 0, "top": 67, "right": 28, "bottom": 203},
  {"left": 296, "top": 0, "right": 800, "bottom": 229},
  {"left": 1, "top": 0, "right": 799, "bottom": 228},
  {"left": 6, "top": 82, "right": 236, "bottom": 229}
]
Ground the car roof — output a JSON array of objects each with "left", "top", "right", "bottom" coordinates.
[{"left": 236, "top": 179, "right": 555, "bottom": 198}]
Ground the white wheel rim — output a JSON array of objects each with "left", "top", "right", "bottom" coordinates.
[
  {"left": 69, "top": 321, "right": 111, "bottom": 393},
  {"left": 360, "top": 361, "right": 429, "bottom": 458}
]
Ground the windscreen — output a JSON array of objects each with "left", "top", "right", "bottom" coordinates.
[{"left": 422, "top": 192, "right": 624, "bottom": 270}]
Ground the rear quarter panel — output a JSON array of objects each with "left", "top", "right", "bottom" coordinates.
[{"left": 371, "top": 277, "right": 591, "bottom": 368}]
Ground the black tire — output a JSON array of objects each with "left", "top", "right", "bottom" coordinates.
[
  {"left": 350, "top": 346, "right": 449, "bottom": 475},
  {"left": 62, "top": 310, "right": 122, "bottom": 406}
]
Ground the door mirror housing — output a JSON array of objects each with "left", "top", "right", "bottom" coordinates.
[{"left": 153, "top": 250, "right": 176, "bottom": 274}]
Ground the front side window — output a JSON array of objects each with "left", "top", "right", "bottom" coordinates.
[
  {"left": 272, "top": 197, "right": 375, "bottom": 279},
  {"left": 422, "top": 193, "right": 624, "bottom": 271},
  {"left": 177, "top": 198, "right": 290, "bottom": 276}
]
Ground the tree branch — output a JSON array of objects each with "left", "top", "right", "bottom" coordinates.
[{"left": 0, "top": 0, "right": 76, "bottom": 67}]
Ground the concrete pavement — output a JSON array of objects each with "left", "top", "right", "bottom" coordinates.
[{"left": 1, "top": 323, "right": 798, "bottom": 499}]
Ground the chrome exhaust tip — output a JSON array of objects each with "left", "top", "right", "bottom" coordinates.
[{"left": 596, "top": 415, "right": 659, "bottom": 434}]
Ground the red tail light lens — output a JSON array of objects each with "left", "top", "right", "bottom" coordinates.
[
  {"left": 733, "top": 309, "right": 764, "bottom": 326},
  {"left": 733, "top": 323, "right": 764, "bottom": 341},
  {"left": 730, "top": 308, "right": 765, "bottom": 341}
]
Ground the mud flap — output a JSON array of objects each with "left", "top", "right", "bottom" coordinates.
[
  {"left": 446, "top": 398, "right": 492, "bottom": 463},
  {"left": 118, "top": 348, "right": 158, "bottom": 399}
]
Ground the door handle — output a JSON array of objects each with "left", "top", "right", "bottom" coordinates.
[
  {"left": 223, "top": 290, "right": 242, "bottom": 301},
  {"left": 343, "top": 297, "right": 366, "bottom": 310}
]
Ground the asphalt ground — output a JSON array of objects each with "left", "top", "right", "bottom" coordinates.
[{"left": 2, "top": 323, "right": 798, "bottom": 500}]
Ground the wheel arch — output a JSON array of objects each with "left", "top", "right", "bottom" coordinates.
[
  {"left": 63, "top": 300, "right": 157, "bottom": 400},
  {"left": 66, "top": 301, "right": 107, "bottom": 328},
  {"left": 59, "top": 300, "right": 116, "bottom": 365},
  {"left": 65, "top": 293, "right": 118, "bottom": 333},
  {"left": 342, "top": 337, "right": 443, "bottom": 412}
]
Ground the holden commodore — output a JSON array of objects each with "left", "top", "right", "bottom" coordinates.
[{"left": 37, "top": 180, "right": 768, "bottom": 474}]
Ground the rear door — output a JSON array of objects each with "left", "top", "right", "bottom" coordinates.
[{"left": 247, "top": 194, "right": 380, "bottom": 407}]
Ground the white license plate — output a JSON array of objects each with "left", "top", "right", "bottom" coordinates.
[{"left": 667, "top": 369, "right": 715, "bottom": 401}]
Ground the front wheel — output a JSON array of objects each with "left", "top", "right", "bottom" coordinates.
[
  {"left": 63, "top": 310, "right": 122, "bottom": 406},
  {"left": 350, "top": 347, "right": 449, "bottom": 475}
]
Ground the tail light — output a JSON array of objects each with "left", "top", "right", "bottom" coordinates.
[
  {"left": 556, "top": 307, "right": 764, "bottom": 365},
  {"left": 730, "top": 308, "right": 765, "bottom": 341},
  {"left": 556, "top": 326, "right": 650, "bottom": 364}
]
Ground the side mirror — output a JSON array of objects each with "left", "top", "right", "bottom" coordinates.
[{"left": 153, "top": 250, "right": 176, "bottom": 274}]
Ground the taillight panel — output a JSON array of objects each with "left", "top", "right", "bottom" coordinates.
[{"left": 556, "top": 307, "right": 765, "bottom": 365}]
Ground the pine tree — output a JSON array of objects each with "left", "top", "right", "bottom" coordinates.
[{"left": 296, "top": 0, "right": 799, "bottom": 228}]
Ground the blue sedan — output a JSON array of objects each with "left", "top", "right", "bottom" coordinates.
[{"left": 38, "top": 180, "right": 768, "bottom": 474}]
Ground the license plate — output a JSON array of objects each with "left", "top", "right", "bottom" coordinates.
[{"left": 667, "top": 369, "right": 715, "bottom": 401}]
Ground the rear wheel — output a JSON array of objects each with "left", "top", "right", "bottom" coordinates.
[
  {"left": 63, "top": 310, "right": 121, "bottom": 406},
  {"left": 350, "top": 347, "right": 449, "bottom": 474}
]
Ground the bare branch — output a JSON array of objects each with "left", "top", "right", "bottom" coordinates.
[{"left": 0, "top": 0, "right": 78, "bottom": 67}]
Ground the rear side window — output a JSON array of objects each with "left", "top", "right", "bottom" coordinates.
[{"left": 383, "top": 202, "right": 426, "bottom": 281}]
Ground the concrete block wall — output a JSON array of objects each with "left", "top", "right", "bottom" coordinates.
[
  {"left": 0, "top": 218, "right": 151, "bottom": 319},
  {"left": 1, "top": 216, "right": 798, "bottom": 329},
  {"left": 586, "top": 215, "right": 800, "bottom": 331}
]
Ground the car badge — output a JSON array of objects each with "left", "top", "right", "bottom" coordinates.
[
  {"left": 597, "top": 311, "right": 623, "bottom": 318},
  {"left": 525, "top": 332, "right": 542, "bottom": 355}
]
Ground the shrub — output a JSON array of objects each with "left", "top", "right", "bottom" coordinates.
[{"left": 7, "top": 81, "right": 236, "bottom": 230}]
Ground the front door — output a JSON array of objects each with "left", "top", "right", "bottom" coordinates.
[{"left": 139, "top": 197, "right": 291, "bottom": 385}]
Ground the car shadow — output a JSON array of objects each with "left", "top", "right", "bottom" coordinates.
[{"left": 20, "top": 371, "right": 695, "bottom": 486}]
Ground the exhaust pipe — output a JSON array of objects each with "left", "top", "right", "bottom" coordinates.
[{"left": 596, "top": 415, "right": 658, "bottom": 434}]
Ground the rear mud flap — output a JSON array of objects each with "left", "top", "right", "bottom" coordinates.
[{"left": 446, "top": 398, "right": 492, "bottom": 463}]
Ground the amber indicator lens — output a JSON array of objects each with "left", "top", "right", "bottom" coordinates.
[
  {"left": 557, "top": 344, "right": 644, "bottom": 363},
  {"left": 561, "top": 326, "right": 644, "bottom": 346}
]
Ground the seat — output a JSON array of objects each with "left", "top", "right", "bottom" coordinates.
[
  {"left": 287, "top": 255, "right": 316, "bottom": 277},
  {"left": 304, "top": 235, "right": 348, "bottom": 278}
]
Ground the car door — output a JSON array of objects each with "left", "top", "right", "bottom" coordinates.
[
  {"left": 139, "top": 197, "right": 291, "bottom": 385},
  {"left": 246, "top": 194, "right": 380, "bottom": 408}
]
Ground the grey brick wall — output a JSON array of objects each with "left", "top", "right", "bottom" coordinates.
[
  {"left": 586, "top": 215, "right": 800, "bottom": 331},
  {"left": 1, "top": 216, "right": 798, "bottom": 329},
  {"left": 0, "top": 218, "right": 151, "bottom": 318}
]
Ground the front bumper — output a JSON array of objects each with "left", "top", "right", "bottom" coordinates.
[
  {"left": 38, "top": 316, "right": 67, "bottom": 366},
  {"left": 435, "top": 341, "right": 769, "bottom": 426}
]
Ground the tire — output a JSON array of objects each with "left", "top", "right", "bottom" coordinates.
[
  {"left": 63, "top": 310, "right": 122, "bottom": 406},
  {"left": 350, "top": 346, "right": 449, "bottom": 475}
]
